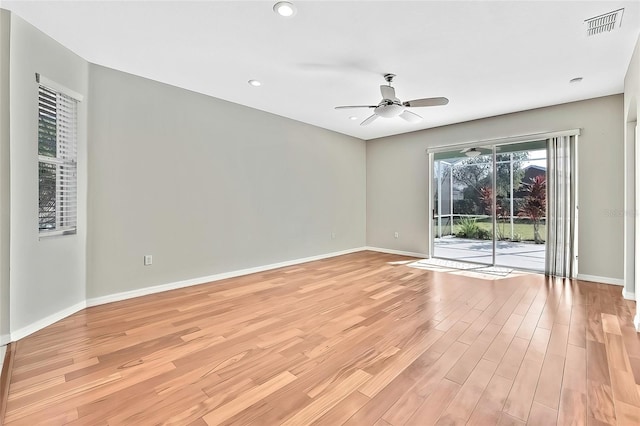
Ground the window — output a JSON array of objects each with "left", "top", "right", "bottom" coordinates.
[{"left": 37, "top": 76, "right": 80, "bottom": 236}]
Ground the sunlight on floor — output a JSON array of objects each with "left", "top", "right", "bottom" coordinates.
[{"left": 408, "top": 257, "right": 534, "bottom": 280}]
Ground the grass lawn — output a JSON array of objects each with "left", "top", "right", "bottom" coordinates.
[{"left": 435, "top": 220, "right": 546, "bottom": 242}]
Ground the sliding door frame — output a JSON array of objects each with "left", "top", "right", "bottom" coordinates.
[
  {"left": 427, "top": 129, "right": 580, "bottom": 272},
  {"left": 491, "top": 146, "right": 497, "bottom": 266},
  {"left": 427, "top": 152, "right": 434, "bottom": 259}
]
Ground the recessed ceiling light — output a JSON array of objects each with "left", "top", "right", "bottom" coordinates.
[
  {"left": 273, "top": 1, "right": 296, "bottom": 17},
  {"left": 570, "top": 77, "right": 583, "bottom": 84},
  {"left": 349, "top": 116, "right": 358, "bottom": 121},
  {"left": 248, "top": 80, "right": 261, "bottom": 87}
]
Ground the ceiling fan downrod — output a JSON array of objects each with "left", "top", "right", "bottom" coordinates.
[{"left": 384, "top": 73, "right": 396, "bottom": 85}]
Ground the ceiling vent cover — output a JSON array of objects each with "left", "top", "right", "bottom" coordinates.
[{"left": 585, "top": 8, "right": 624, "bottom": 36}]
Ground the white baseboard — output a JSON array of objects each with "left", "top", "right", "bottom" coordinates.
[
  {"left": 0, "top": 334, "right": 10, "bottom": 346},
  {"left": 86, "top": 247, "right": 367, "bottom": 308},
  {"left": 365, "top": 246, "right": 428, "bottom": 259},
  {"left": 622, "top": 288, "right": 636, "bottom": 300},
  {"left": 576, "top": 274, "right": 624, "bottom": 286},
  {"left": 10, "top": 300, "right": 86, "bottom": 342},
  {"left": 0, "top": 345, "right": 5, "bottom": 374},
  {"left": 634, "top": 313, "right": 640, "bottom": 332}
]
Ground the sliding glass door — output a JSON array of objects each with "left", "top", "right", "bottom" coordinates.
[
  {"left": 432, "top": 149, "right": 494, "bottom": 265},
  {"left": 431, "top": 141, "right": 547, "bottom": 272}
]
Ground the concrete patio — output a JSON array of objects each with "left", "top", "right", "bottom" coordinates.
[{"left": 433, "top": 236, "right": 546, "bottom": 272}]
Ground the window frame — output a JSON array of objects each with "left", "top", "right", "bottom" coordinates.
[{"left": 36, "top": 73, "right": 83, "bottom": 238}]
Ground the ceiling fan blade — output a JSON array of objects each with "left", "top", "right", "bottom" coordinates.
[
  {"left": 380, "top": 85, "right": 396, "bottom": 100},
  {"left": 335, "top": 105, "right": 376, "bottom": 109},
  {"left": 360, "top": 114, "right": 379, "bottom": 126},
  {"left": 399, "top": 110, "right": 422, "bottom": 123},
  {"left": 462, "top": 145, "right": 500, "bottom": 152},
  {"left": 403, "top": 97, "right": 449, "bottom": 108}
]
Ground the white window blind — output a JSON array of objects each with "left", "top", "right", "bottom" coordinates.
[{"left": 38, "top": 78, "right": 79, "bottom": 236}]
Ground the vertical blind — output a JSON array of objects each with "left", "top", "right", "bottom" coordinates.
[
  {"left": 545, "top": 135, "right": 578, "bottom": 278},
  {"left": 38, "top": 83, "right": 78, "bottom": 234}
]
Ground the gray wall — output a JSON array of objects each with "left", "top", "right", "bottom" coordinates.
[
  {"left": 624, "top": 34, "right": 639, "bottom": 304},
  {"left": 8, "top": 14, "right": 88, "bottom": 332},
  {"left": 0, "top": 10, "right": 11, "bottom": 340},
  {"left": 367, "top": 95, "right": 624, "bottom": 281},
  {"left": 86, "top": 65, "right": 366, "bottom": 298}
]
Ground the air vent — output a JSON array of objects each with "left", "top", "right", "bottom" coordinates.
[{"left": 585, "top": 8, "right": 624, "bottom": 36}]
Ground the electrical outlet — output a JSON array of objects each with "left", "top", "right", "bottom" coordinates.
[
  {"left": 331, "top": 232, "right": 336, "bottom": 239},
  {"left": 394, "top": 232, "right": 399, "bottom": 239},
  {"left": 144, "top": 255, "right": 153, "bottom": 266}
]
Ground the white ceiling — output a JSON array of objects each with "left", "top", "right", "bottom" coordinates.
[{"left": 3, "top": 1, "right": 640, "bottom": 140}]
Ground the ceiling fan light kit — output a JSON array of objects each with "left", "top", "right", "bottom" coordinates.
[
  {"left": 334, "top": 73, "right": 449, "bottom": 126},
  {"left": 375, "top": 103, "right": 404, "bottom": 118},
  {"left": 464, "top": 148, "right": 482, "bottom": 157}
]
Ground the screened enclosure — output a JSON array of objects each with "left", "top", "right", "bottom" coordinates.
[{"left": 432, "top": 140, "right": 547, "bottom": 271}]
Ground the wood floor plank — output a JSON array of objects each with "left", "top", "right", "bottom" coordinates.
[
  {"left": 527, "top": 401, "right": 558, "bottom": 425},
  {"left": 558, "top": 388, "right": 588, "bottom": 426},
  {"left": 310, "top": 390, "right": 370, "bottom": 426},
  {"left": 343, "top": 373, "right": 417, "bottom": 426},
  {"left": 558, "top": 344, "right": 588, "bottom": 425},
  {"left": 380, "top": 386, "right": 423, "bottom": 425},
  {"left": 602, "top": 313, "right": 640, "bottom": 422},
  {"left": 436, "top": 358, "right": 498, "bottom": 424},
  {"left": 568, "top": 302, "right": 587, "bottom": 349},
  {"left": 445, "top": 322, "right": 502, "bottom": 385},
  {"left": 202, "top": 372, "right": 298, "bottom": 424},
  {"left": 498, "top": 412, "right": 527, "bottom": 425},
  {"left": 467, "top": 374, "right": 513, "bottom": 425},
  {"left": 483, "top": 313, "right": 525, "bottom": 364},
  {"left": 503, "top": 327, "right": 551, "bottom": 421},
  {"left": 533, "top": 353, "right": 565, "bottom": 410},
  {"left": 413, "top": 341, "right": 469, "bottom": 398},
  {"left": 281, "top": 369, "right": 371, "bottom": 426},
  {"left": 587, "top": 381, "right": 617, "bottom": 425},
  {"left": 358, "top": 328, "right": 444, "bottom": 398},
  {"left": 495, "top": 337, "right": 529, "bottom": 381},
  {"left": 405, "top": 379, "right": 460, "bottom": 426},
  {"left": 1, "top": 251, "right": 637, "bottom": 425}
]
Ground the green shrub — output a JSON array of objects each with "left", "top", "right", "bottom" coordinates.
[
  {"left": 456, "top": 218, "right": 481, "bottom": 239},
  {"left": 477, "top": 228, "right": 492, "bottom": 240},
  {"left": 455, "top": 217, "right": 494, "bottom": 240}
]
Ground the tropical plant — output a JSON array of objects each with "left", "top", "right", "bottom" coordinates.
[
  {"left": 518, "top": 175, "right": 546, "bottom": 244},
  {"left": 456, "top": 217, "right": 481, "bottom": 239},
  {"left": 456, "top": 217, "right": 491, "bottom": 240},
  {"left": 476, "top": 227, "right": 492, "bottom": 240},
  {"left": 479, "top": 186, "right": 508, "bottom": 240}
]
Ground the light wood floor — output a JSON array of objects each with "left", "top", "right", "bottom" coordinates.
[{"left": 4, "top": 251, "right": 640, "bottom": 425}]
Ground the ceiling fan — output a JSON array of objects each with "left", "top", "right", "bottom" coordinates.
[
  {"left": 335, "top": 73, "right": 449, "bottom": 126},
  {"left": 460, "top": 146, "right": 500, "bottom": 157}
]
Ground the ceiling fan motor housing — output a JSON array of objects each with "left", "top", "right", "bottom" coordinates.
[{"left": 375, "top": 103, "right": 404, "bottom": 118}]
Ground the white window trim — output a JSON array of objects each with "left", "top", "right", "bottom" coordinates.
[
  {"left": 425, "top": 129, "right": 581, "bottom": 154},
  {"left": 37, "top": 73, "right": 81, "bottom": 238},
  {"left": 35, "top": 73, "right": 84, "bottom": 102}
]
